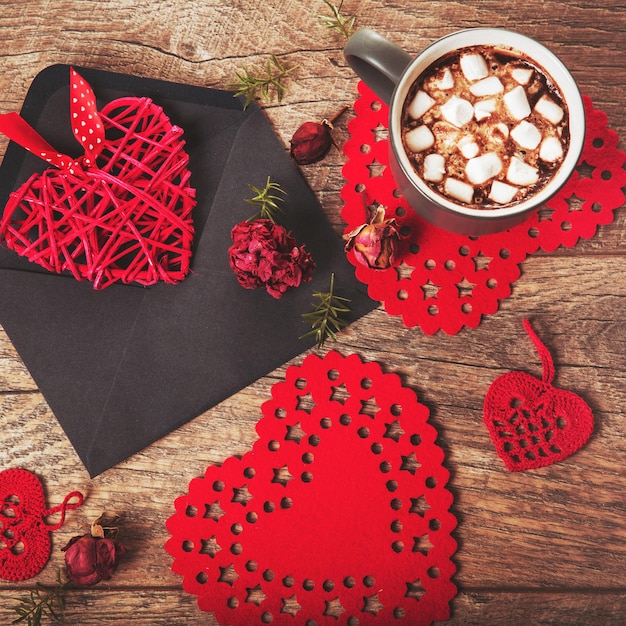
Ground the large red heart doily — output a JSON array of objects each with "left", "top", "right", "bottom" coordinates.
[
  {"left": 166, "top": 351, "right": 457, "bottom": 625},
  {"left": 1, "top": 468, "right": 83, "bottom": 581},
  {"left": 483, "top": 320, "right": 594, "bottom": 471},
  {"left": 342, "top": 83, "right": 626, "bottom": 334},
  {"left": 0, "top": 68, "right": 196, "bottom": 289}
]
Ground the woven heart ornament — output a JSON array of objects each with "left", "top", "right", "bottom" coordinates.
[
  {"left": 1, "top": 468, "right": 83, "bottom": 581},
  {"left": 166, "top": 351, "right": 458, "bottom": 625},
  {"left": 483, "top": 320, "right": 594, "bottom": 471},
  {"left": 0, "top": 68, "right": 196, "bottom": 289}
]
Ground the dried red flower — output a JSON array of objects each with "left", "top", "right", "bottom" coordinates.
[
  {"left": 229, "top": 219, "right": 316, "bottom": 299},
  {"left": 62, "top": 534, "right": 126, "bottom": 586},
  {"left": 290, "top": 121, "right": 333, "bottom": 165},
  {"left": 344, "top": 205, "right": 400, "bottom": 269},
  {"left": 289, "top": 105, "right": 349, "bottom": 165}
]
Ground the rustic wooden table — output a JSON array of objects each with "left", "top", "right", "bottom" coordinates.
[{"left": 1, "top": 1, "right": 625, "bottom": 624}]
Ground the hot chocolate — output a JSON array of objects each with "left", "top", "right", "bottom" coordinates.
[{"left": 401, "top": 44, "right": 570, "bottom": 209}]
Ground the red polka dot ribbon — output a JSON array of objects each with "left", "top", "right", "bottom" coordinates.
[{"left": 341, "top": 83, "right": 626, "bottom": 334}]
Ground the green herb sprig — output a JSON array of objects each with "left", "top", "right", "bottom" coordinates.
[
  {"left": 245, "top": 176, "right": 286, "bottom": 223},
  {"left": 228, "top": 54, "right": 298, "bottom": 109},
  {"left": 301, "top": 273, "right": 351, "bottom": 348},
  {"left": 317, "top": 0, "right": 357, "bottom": 40},
  {"left": 11, "top": 569, "right": 69, "bottom": 626}
]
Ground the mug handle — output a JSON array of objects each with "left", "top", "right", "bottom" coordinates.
[{"left": 344, "top": 29, "right": 414, "bottom": 105}]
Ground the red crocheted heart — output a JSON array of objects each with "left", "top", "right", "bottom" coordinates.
[
  {"left": 483, "top": 320, "right": 594, "bottom": 471},
  {"left": 166, "top": 351, "right": 458, "bottom": 625},
  {"left": 1, "top": 468, "right": 82, "bottom": 581},
  {"left": 0, "top": 68, "right": 196, "bottom": 289}
]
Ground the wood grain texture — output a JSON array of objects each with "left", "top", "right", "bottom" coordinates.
[{"left": 1, "top": 0, "right": 625, "bottom": 624}]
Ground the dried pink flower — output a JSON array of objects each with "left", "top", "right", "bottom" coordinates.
[{"left": 344, "top": 205, "right": 400, "bottom": 269}]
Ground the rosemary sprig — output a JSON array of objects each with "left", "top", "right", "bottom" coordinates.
[
  {"left": 228, "top": 54, "right": 298, "bottom": 109},
  {"left": 317, "top": 0, "right": 357, "bottom": 40},
  {"left": 245, "top": 176, "right": 286, "bottom": 223},
  {"left": 11, "top": 569, "right": 69, "bottom": 626},
  {"left": 301, "top": 273, "right": 351, "bottom": 348}
]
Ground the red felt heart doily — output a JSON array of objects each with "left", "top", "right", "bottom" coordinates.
[
  {"left": 166, "top": 351, "right": 457, "bottom": 625},
  {"left": 1, "top": 468, "right": 83, "bottom": 581},
  {"left": 342, "top": 83, "right": 626, "bottom": 334},
  {"left": 483, "top": 320, "right": 594, "bottom": 471},
  {"left": 0, "top": 68, "right": 196, "bottom": 289}
]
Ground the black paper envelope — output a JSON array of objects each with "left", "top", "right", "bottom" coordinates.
[{"left": 0, "top": 65, "right": 377, "bottom": 477}]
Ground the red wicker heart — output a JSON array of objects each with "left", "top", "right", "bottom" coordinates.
[
  {"left": 0, "top": 68, "right": 196, "bottom": 289},
  {"left": 1, "top": 468, "right": 82, "bottom": 581},
  {"left": 483, "top": 320, "right": 594, "bottom": 471},
  {"left": 166, "top": 351, "right": 458, "bottom": 625}
]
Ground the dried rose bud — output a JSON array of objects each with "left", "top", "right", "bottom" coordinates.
[
  {"left": 62, "top": 534, "right": 126, "bottom": 586},
  {"left": 289, "top": 105, "right": 349, "bottom": 165},
  {"left": 344, "top": 205, "right": 400, "bottom": 270},
  {"left": 290, "top": 121, "right": 333, "bottom": 165}
]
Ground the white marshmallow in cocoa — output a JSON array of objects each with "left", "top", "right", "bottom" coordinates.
[
  {"left": 489, "top": 180, "right": 519, "bottom": 204},
  {"left": 465, "top": 152, "right": 502, "bottom": 185},
  {"left": 474, "top": 98, "right": 497, "bottom": 121},
  {"left": 507, "top": 156, "right": 539, "bottom": 186},
  {"left": 503, "top": 85, "right": 531, "bottom": 120},
  {"left": 539, "top": 136, "right": 564, "bottom": 162},
  {"left": 440, "top": 95, "right": 474, "bottom": 128},
  {"left": 511, "top": 67, "right": 534, "bottom": 85},
  {"left": 460, "top": 53, "right": 489, "bottom": 81},
  {"left": 444, "top": 177, "right": 474, "bottom": 204},
  {"left": 469, "top": 76, "right": 504, "bottom": 97},
  {"left": 458, "top": 135, "right": 480, "bottom": 158},
  {"left": 534, "top": 95, "right": 564, "bottom": 124},
  {"left": 407, "top": 90, "right": 436, "bottom": 119},
  {"left": 511, "top": 120, "right": 542, "bottom": 150},
  {"left": 405, "top": 125, "right": 435, "bottom": 152},
  {"left": 437, "top": 68, "right": 455, "bottom": 90},
  {"left": 423, "top": 153, "right": 446, "bottom": 182}
]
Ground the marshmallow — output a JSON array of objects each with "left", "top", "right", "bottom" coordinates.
[
  {"left": 407, "top": 90, "right": 436, "bottom": 119},
  {"left": 504, "top": 85, "right": 531, "bottom": 120},
  {"left": 507, "top": 156, "right": 539, "bottom": 186},
  {"left": 444, "top": 177, "right": 474, "bottom": 204},
  {"left": 469, "top": 76, "right": 504, "bottom": 97},
  {"left": 534, "top": 95, "right": 564, "bottom": 124},
  {"left": 458, "top": 135, "right": 480, "bottom": 159},
  {"left": 539, "top": 136, "right": 564, "bottom": 162},
  {"left": 440, "top": 95, "right": 474, "bottom": 128},
  {"left": 423, "top": 153, "right": 446, "bottom": 182},
  {"left": 437, "top": 68, "right": 455, "bottom": 90},
  {"left": 474, "top": 98, "right": 497, "bottom": 121},
  {"left": 511, "top": 120, "right": 542, "bottom": 150},
  {"left": 489, "top": 180, "right": 519, "bottom": 204},
  {"left": 511, "top": 68, "right": 533, "bottom": 85},
  {"left": 405, "top": 125, "right": 435, "bottom": 152},
  {"left": 465, "top": 152, "right": 503, "bottom": 185},
  {"left": 460, "top": 53, "right": 489, "bottom": 81}
]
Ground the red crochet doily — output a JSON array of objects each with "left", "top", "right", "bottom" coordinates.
[
  {"left": 1, "top": 468, "right": 83, "bottom": 581},
  {"left": 342, "top": 83, "right": 626, "bottom": 334},
  {"left": 0, "top": 68, "right": 196, "bottom": 289},
  {"left": 166, "top": 351, "right": 457, "bottom": 625}
]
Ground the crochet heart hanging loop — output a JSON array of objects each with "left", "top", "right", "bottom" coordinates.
[{"left": 522, "top": 318, "right": 555, "bottom": 384}]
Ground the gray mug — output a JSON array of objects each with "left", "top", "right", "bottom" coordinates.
[{"left": 344, "top": 28, "right": 585, "bottom": 235}]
